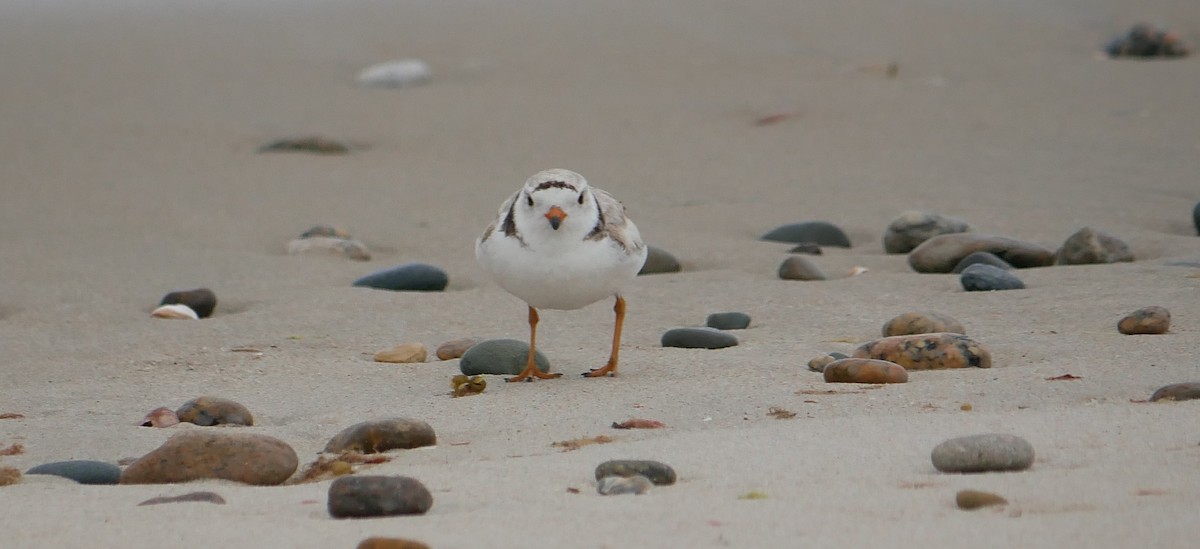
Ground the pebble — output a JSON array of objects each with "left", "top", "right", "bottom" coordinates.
[
  {"left": 823, "top": 358, "right": 909, "bottom": 384},
  {"left": 357, "top": 538, "right": 432, "bottom": 549},
  {"left": 807, "top": 352, "right": 848, "bottom": 372},
  {"left": 883, "top": 211, "right": 972, "bottom": 254},
  {"left": 353, "top": 263, "right": 448, "bottom": 292},
  {"left": 882, "top": 312, "right": 965, "bottom": 337},
  {"left": 595, "top": 460, "right": 677, "bottom": 486},
  {"left": 597, "top": 475, "right": 653, "bottom": 496},
  {"left": 458, "top": 339, "right": 551, "bottom": 376},
  {"left": 435, "top": 337, "right": 479, "bottom": 360},
  {"left": 323, "top": 418, "right": 437, "bottom": 454},
  {"left": 960, "top": 264, "right": 1026, "bottom": 291},
  {"left": 176, "top": 396, "right": 254, "bottom": 426},
  {"left": 1194, "top": 201, "right": 1199, "bottom": 235},
  {"left": 956, "top": 489, "right": 1008, "bottom": 510},
  {"left": 761, "top": 221, "right": 851, "bottom": 247},
  {"left": 120, "top": 432, "right": 298, "bottom": 485},
  {"left": 706, "top": 312, "right": 751, "bottom": 330},
  {"left": 356, "top": 59, "right": 432, "bottom": 88},
  {"left": 950, "top": 251, "right": 1013, "bottom": 274},
  {"left": 259, "top": 136, "right": 352, "bottom": 154},
  {"left": 287, "top": 237, "right": 371, "bottom": 261},
  {"left": 661, "top": 327, "right": 738, "bottom": 349},
  {"left": 777, "top": 256, "right": 827, "bottom": 281},
  {"left": 159, "top": 288, "right": 217, "bottom": 318},
  {"left": 1106, "top": 24, "right": 1190, "bottom": 58},
  {"left": 1057, "top": 227, "right": 1134, "bottom": 265},
  {"left": 1118, "top": 306, "right": 1170, "bottom": 335},
  {"left": 138, "top": 491, "right": 227, "bottom": 506},
  {"left": 788, "top": 242, "right": 823, "bottom": 255},
  {"left": 374, "top": 343, "right": 428, "bottom": 363},
  {"left": 141, "top": 407, "right": 180, "bottom": 428},
  {"left": 908, "top": 233, "right": 1055, "bottom": 273},
  {"left": 638, "top": 245, "right": 682, "bottom": 275},
  {"left": 853, "top": 333, "right": 992, "bottom": 370},
  {"left": 1150, "top": 382, "right": 1200, "bottom": 402},
  {"left": 328, "top": 475, "right": 433, "bottom": 518},
  {"left": 150, "top": 304, "right": 199, "bottom": 320},
  {"left": 26, "top": 460, "right": 121, "bottom": 485},
  {"left": 931, "top": 433, "right": 1035, "bottom": 473}
]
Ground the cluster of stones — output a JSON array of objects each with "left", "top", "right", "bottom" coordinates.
[
  {"left": 809, "top": 311, "right": 988, "bottom": 384},
  {"left": 660, "top": 311, "right": 750, "bottom": 350},
  {"left": 594, "top": 459, "right": 676, "bottom": 496},
  {"left": 761, "top": 221, "right": 850, "bottom": 281},
  {"left": 1105, "top": 24, "right": 1190, "bottom": 58}
]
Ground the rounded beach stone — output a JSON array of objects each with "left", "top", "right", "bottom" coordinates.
[
  {"left": 807, "top": 352, "right": 848, "bottom": 372},
  {"left": 778, "top": 256, "right": 826, "bottom": 281},
  {"left": 597, "top": 475, "right": 653, "bottom": 496},
  {"left": 1117, "top": 306, "right": 1170, "bottom": 335},
  {"left": 159, "top": 288, "right": 217, "bottom": 318},
  {"left": 638, "top": 245, "right": 681, "bottom": 275},
  {"left": 1149, "top": 382, "right": 1200, "bottom": 402},
  {"left": 960, "top": 264, "right": 1025, "bottom": 291},
  {"left": 951, "top": 251, "right": 1013, "bottom": 274},
  {"left": 259, "top": 136, "right": 351, "bottom": 154},
  {"left": 151, "top": 304, "right": 199, "bottom": 320},
  {"left": 120, "top": 431, "right": 298, "bottom": 485},
  {"left": 356, "top": 59, "right": 432, "bottom": 88},
  {"left": 459, "top": 339, "right": 550, "bottom": 375},
  {"left": 299, "top": 225, "right": 351, "bottom": 239},
  {"left": 353, "top": 263, "right": 448, "bottom": 292},
  {"left": 435, "top": 337, "right": 479, "bottom": 360},
  {"left": 823, "top": 358, "right": 908, "bottom": 384},
  {"left": 1056, "top": 227, "right": 1134, "bottom": 265},
  {"left": 788, "top": 242, "right": 823, "bottom": 255},
  {"left": 374, "top": 343, "right": 428, "bottom": 363},
  {"left": 661, "top": 327, "right": 738, "bottom": 349},
  {"left": 882, "top": 312, "right": 965, "bottom": 337},
  {"left": 324, "top": 418, "right": 437, "bottom": 454},
  {"left": 175, "top": 396, "right": 254, "bottom": 426},
  {"left": 706, "top": 312, "right": 751, "bottom": 330},
  {"left": 908, "top": 233, "right": 1055, "bottom": 273},
  {"left": 882, "top": 211, "right": 972, "bottom": 254},
  {"left": 287, "top": 237, "right": 371, "bottom": 261},
  {"left": 595, "top": 460, "right": 676, "bottom": 485},
  {"left": 328, "top": 475, "right": 433, "bottom": 518},
  {"left": 1194, "top": 201, "right": 1200, "bottom": 235},
  {"left": 931, "top": 433, "right": 1035, "bottom": 473},
  {"left": 357, "top": 538, "right": 432, "bottom": 549},
  {"left": 141, "top": 407, "right": 180, "bottom": 428},
  {"left": 852, "top": 333, "right": 991, "bottom": 370},
  {"left": 26, "top": 460, "right": 121, "bottom": 485},
  {"left": 956, "top": 489, "right": 1008, "bottom": 510},
  {"left": 761, "top": 221, "right": 851, "bottom": 247}
]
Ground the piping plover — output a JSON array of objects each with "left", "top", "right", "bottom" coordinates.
[{"left": 476, "top": 169, "right": 648, "bottom": 382}]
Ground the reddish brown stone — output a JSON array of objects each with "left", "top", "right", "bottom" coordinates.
[
  {"left": 357, "top": 538, "right": 431, "bottom": 549},
  {"left": 324, "top": 418, "right": 436, "bottom": 454},
  {"left": 1118, "top": 306, "right": 1170, "bottom": 335},
  {"left": 120, "top": 432, "right": 297, "bottom": 485},
  {"left": 852, "top": 333, "right": 991, "bottom": 370},
  {"left": 823, "top": 358, "right": 909, "bottom": 383},
  {"left": 436, "top": 337, "right": 480, "bottom": 360}
]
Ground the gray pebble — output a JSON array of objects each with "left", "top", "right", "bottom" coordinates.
[
  {"left": 26, "top": 460, "right": 121, "bottom": 485},
  {"left": 328, "top": 475, "right": 433, "bottom": 518},
  {"left": 661, "top": 327, "right": 738, "bottom": 349},
  {"left": 638, "top": 245, "right": 681, "bottom": 275},
  {"left": 883, "top": 211, "right": 971, "bottom": 254},
  {"left": 1056, "top": 227, "right": 1134, "bottom": 265},
  {"left": 597, "top": 475, "right": 653, "bottom": 495},
  {"left": 459, "top": 339, "right": 551, "bottom": 376},
  {"left": 950, "top": 251, "right": 1013, "bottom": 274},
  {"left": 960, "top": 264, "right": 1025, "bottom": 291},
  {"left": 788, "top": 242, "right": 823, "bottom": 255},
  {"left": 353, "top": 263, "right": 448, "bottom": 292},
  {"left": 931, "top": 434, "right": 1035, "bottom": 473},
  {"left": 706, "top": 312, "right": 751, "bottom": 330},
  {"left": 595, "top": 460, "right": 677, "bottom": 485},
  {"left": 1150, "top": 382, "right": 1200, "bottom": 402},
  {"left": 761, "top": 221, "right": 851, "bottom": 247},
  {"left": 778, "top": 256, "right": 826, "bottom": 281}
]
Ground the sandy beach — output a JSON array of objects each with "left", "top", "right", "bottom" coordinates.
[{"left": 2, "top": 0, "right": 1199, "bottom": 547}]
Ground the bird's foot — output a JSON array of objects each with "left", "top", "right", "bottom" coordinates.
[
  {"left": 582, "top": 362, "right": 618, "bottom": 378},
  {"left": 505, "top": 367, "right": 562, "bottom": 383}
]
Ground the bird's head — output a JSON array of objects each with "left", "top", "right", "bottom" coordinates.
[{"left": 517, "top": 168, "right": 597, "bottom": 235}]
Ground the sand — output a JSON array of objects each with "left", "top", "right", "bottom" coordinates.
[{"left": 1, "top": 0, "right": 1199, "bottom": 547}]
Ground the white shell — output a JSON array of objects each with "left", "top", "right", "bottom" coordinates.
[
  {"left": 356, "top": 59, "right": 431, "bottom": 88},
  {"left": 151, "top": 304, "right": 199, "bottom": 320}
]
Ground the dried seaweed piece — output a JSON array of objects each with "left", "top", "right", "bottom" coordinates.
[
  {"left": 0, "top": 443, "right": 24, "bottom": 456},
  {"left": 551, "top": 435, "right": 613, "bottom": 452},
  {"left": 611, "top": 418, "right": 666, "bottom": 429},
  {"left": 767, "top": 407, "right": 796, "bottom": 419}
]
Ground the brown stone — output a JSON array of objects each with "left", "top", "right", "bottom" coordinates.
[
  {"left": 882, "top": 312, "right": 965, "bottom": 337},
  {"left": 807, "top": 353, "right": 844, "bottom": 372},
  {"left": 1118, "top": 306, "right": 1170, "bottom": 335},
  {"left": 324, "top": 418, "right": 436, "bottom": 454},
  {"left": 1057, "top": 227, "right": 1134, "bottom": 265},
  {"left": 159, "top": 288, "right": 218, "bottom": 318},
  {"left": 777, "top": 256, "right": 826, "bottom": 280},
  {"left": 956, "top": 489, "right": 1008, "bottom": 510},
  {"left": 175, "top": 396, "right": 254, "bottom": 426},
  {"left": 120, "top": 431, "right": 298, "bottom": 485},
  {"left": 435, "top": 337, "right": 479, "bottom": 360},
  {"left": 852, "top": 333, "right": 991, "bottom": 370},
  {"left": 357, "top": 538, "right": 431, "bottom": 549},
  {"left": 1150, "top": 382, "right": 1200, "bottom": 402},
  {"left": 908, "top": 233, "right": 1055, "bottom": 273},
  {"left": 823, "top": 358, "right": 909, "bottom": 383},
  {"left": 373, "top": 343, "right": 428, "bottom": 363}
]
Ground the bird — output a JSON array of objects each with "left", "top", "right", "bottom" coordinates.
[{"left": 476, "top": 169, "right": 648, "bottom": 382}]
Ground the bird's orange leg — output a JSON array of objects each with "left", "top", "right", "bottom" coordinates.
[
  {"left": 584, "top": 295, "right": 625, "bottom": 378},
  {"left": 507, "top": 305, "right": 562, "bottom": 382}
]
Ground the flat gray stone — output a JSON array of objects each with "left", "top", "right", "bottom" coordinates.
[
  {"left": 960, "top": 264, "right": 1025, "bottom": 291},
  {"left": 328, "top": 475, "right": 433, "bottom": 518},
  {"left": 26, "top": 460, "right": 121, "bottom": 485},
  {"left": 761, "top": 221, "right": 851, "bottom": 247},
  {"left": 706, "top": 312, "right": 751, "bottom": 330},
  {"left": 931, "top": 434, "right": 1035, "bottom": 473},
  {"left": 951, "top": 251, "right": 1013, "bottom": 274},
  {"left": 661, "top": 327, "right": 738, "bottom": 349},
  {"left": 458, "top": 339, "right": 550, "bottom": 375},
  {"left": 883, "top": 211, "right": 972, "bottom": 254},
  {"left": 353, "top": 263, "right": 448, "bottom": 292},
  {"left": 638, "top": 246, "right": 681, "bottom": 275}
]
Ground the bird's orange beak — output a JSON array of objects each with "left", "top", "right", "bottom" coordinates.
[{"left": 544, "top": 206, "right": 567, "bottom": 230}]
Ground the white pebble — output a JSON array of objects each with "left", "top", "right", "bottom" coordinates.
[
  {"left": 151, "top": 304, "right": 199, "bottom": 320},
  {"left": 356, "top": 59, "right": 431, "bottom": 88}
]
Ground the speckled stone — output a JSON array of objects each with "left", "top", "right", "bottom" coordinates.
[
  {"left": 761, "top": 221, "right": 851, "bottom": 247},
  {"left": 373, "top": 343, "right": 428, "bottom": 363},
  {"left": 951, "top": 251, "right": 1013, "bottom": 274},
  {"left": 778, "top": 256, "right": 826, "bottom": 281},
  {"left": 706, "top": 312, "right": 751, "bottom": 330},
  {"left": 853, "top": 333, "right": 991, "bottom": 370},
  {"left": 960, "top": 264, "right": 1025, "bottom": 291},
  {"left": 323, "top": 418, "right": 437, "bottom": 454},
  {"left": 807, "top": 352, "right": 848, "bottom": 372},
  {"left": 597, "top": 475, "right": 653, "bottom": 495},
  {"left": 435, "top": 337, "right": 479, "bottom": 360},
  {"left": 26, "top": 460, "right": 121, "bottom": 485},
  {"left": 908, "top": 233, "right": 1055, "bottom": 273},
  {"left": 883, "top": 211, "right": 972, "bottom": 254},
  {"left": 661, "top": 327, "right": 738, "bottom": 349},
  {"left": 638, "top": 245, "right": 681, "bottom": 275},
  {"left": 1118, "top": 306, "right": 1170, "bottom": 335},
  {"left": 882, "top": 312, "right": 965, "bottom": 337},
  {"left": 931, "top": 434, "right": 1035, "bottom": 473},
  {"left": 353, "top": 263, "right": 448, "bottom": 292},
  {"left": 175, "top": 396, "right": 254, "bottom": 426},
  {"left": 595, "top": 460, "right": 676, "bottom": 485},
  {"left": 328, "top": 475, "right": 433, "bottom": 518},
  {"left": 458, "top": 339, "right": 551, "bottom": 375},
  {"left": 159, "top": 288, "right": 217, "bottom": 318},
  {"left": 823, "top": 358, "right": 908, "bottom": 383},
  {"left": 120, "top": 432, "right": 298, "bottom": 485},
  {"left": 1150, "top": 382, "right": 1200, "bottom": 402},
  {"left": 1057, "top": 227, "right": 1134, "bottom": 265}
]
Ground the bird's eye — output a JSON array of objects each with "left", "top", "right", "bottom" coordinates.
[
  {"left": 525, "top": 194, "right": 533, "bottom": 206},
  {"left": 577, "top": 192, "right": 585, "bottom": 204}
]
